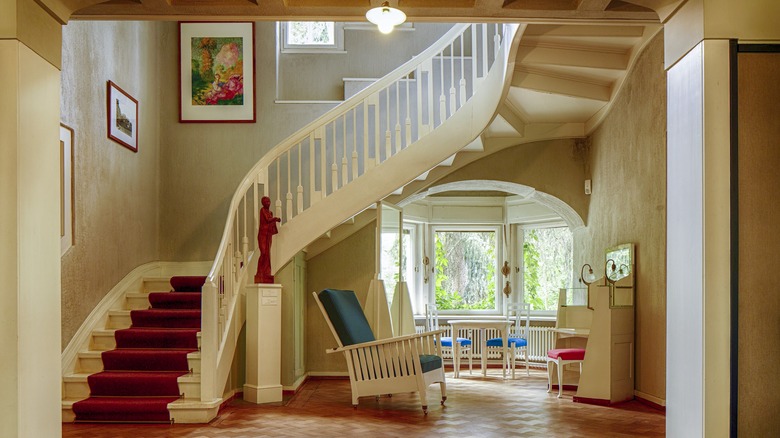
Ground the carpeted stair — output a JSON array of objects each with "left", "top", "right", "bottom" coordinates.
[{"left": 71, "top": 276, "right": 206, "bottom": 423}]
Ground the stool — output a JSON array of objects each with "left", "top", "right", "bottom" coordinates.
[{"left": 546, "top": 348, "right": 586, "bottom": 398}]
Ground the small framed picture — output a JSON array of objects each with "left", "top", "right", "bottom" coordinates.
[
  {"left": 106, "top": 81, "right": 138, "bottom": 152},
  {"left": 179, "top": 21, "right": 256, "bottom": 123}
]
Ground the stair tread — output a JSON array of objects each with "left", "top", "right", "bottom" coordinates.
[
  {"left": 65, "top": 372, "right": 201, "bottom": 381},
  {"left": 80, "top": 350, "right": 201, "bottom": 358}
]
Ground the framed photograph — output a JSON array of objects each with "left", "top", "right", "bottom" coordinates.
[
  {"left": 60, "top": 123, "right": 75, "bottom": 256},
  {"left": 179, "top": 21, "right": 256, "bottom": 123},
  {"left": 106, "top": 81, "right": 138, "bottom": 152}
]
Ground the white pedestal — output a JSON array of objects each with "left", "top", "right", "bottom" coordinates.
[{"left": 244, "top": 283, "right": 283, "bottom": 404}]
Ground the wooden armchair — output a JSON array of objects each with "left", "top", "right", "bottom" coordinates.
[{"left": 313, "top": 289, "right": 447, "bottom": 414}]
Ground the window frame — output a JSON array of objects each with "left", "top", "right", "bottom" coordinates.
[
  {"left": 517, "top": 221, "right": 573, "bottom": 317},
  {"left": 428, "top": 223, "right": 504, "bottom": 315},
  {"left": 279, "top": 21, "right": 346, "bottom": 54}
]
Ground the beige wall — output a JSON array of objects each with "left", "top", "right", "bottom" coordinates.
[
  {"left": 576, "top": 31, "right": 667, "bottom": 402},
  {"left": 306, "top": 221, "right": 376, "bottom": 373},
  {"left": 60, "top": 21, "right": 162, "bottom": 347},
  {"left": 279, "top": 24, "right": 452, "bottom": 101},
  {"left": 158, "top": 21, "right": 336, "bottom": 262},
  {"left": 431, "top": 138, "right": 589, "bottom": 223}
]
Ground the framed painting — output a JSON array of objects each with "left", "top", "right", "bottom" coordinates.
[
  {"left": 107, "top": 81, "right": 139, "bottom": 152},
  {"left": 60, "top": 123, "right": 75, "bottom": 256},
  {"left": 179, "top": 22, "right": 256, "bottom": 123}
]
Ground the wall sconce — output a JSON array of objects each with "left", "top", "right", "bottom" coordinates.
[
  {"left": 605, "top": 258, "right": 630, "bottom": 285},
  {"left": 366, "top": 1, "right": 407, "bottom": 34},
  {"left": 580, "top": 263, "right": 596, "bottom": 285}
]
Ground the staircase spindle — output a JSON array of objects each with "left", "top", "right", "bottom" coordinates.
[
  {"left": 362, "top": 101, "right": 370, "bottom": 170},
  {"left": 275, "top": 160, "right": 282, "bottom": 219},
  {"left": 395, "top": 81, "right": 401, "bottom": 150},
  {"left": 309, "top": 133, "right": 316, "bottom": 204},
  {"left": 405, "top": 74, "right": 412, "bottom": 146},
  {"left": 297, "top": 143, "right": 303, "bottom": 214},
  {"left": 331, "top": 122, "right": 338, "bottom": 192},
  {"left": 287, "top": 150, "right": 293, "bottom": 220},
  {"left": 385, "top": 88, "right": 391, "bottom": 159},
  {"left": 460, "top": 35, "right": 466, "bottom": 108},
  {"left": 342, "top": 116, "right": 348, "bottom": 186},
  {"left": 449, "top": 42, "right": 456, "bottom": 116},
  {"left": 352, "top": 107, "right": 358, "bottom": 178},
  {"left": 494, "top": 25, "right": 501, "bottom": 61},
  {"left": 472, "top": 24, "right": 478, "bottom": 84},
  {"left": 482, "top": 24, "right": 488, "bottom": 79},
  {"left": 439, "top": 50, "right": 446, "bottom": 126}
]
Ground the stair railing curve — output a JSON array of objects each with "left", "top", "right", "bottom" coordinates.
[{"left": 200, "top": 23, "right": 517, "bottom": 403}]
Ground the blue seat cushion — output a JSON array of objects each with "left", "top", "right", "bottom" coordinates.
[
  {"left": 318, "top": 289, "right": 375, "bottom": 346},
  {"left": 485, "top": 337, "right": 527, "bottom": 348},
  {"left": 440, "top": 336, "right": 472, "bottom": 347},
  {"left": 419, "top": 354, "right": 443, "bottom": 373}
]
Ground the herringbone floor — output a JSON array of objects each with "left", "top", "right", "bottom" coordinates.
[{"left": 62, "top": 370, "right": 665, "bottom": 437}]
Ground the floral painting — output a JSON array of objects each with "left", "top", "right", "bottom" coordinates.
[
  {"left": 179, "top": 22, "right": 255, "bottom": 123},
  {"left": 191, "top": 37, "right": 244, "bottom": 106}
]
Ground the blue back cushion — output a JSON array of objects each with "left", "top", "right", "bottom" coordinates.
[{"left": 318, "top": 289, "right": 376, "bottom": 346}]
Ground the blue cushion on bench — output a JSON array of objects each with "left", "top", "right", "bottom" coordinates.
[
  {"left": 318, "top": 289, "right": 375, "bottom": 346},
  {"left": 485, "top": 337, "right": 527, "bottom": 348},
  {"left": 419, "top": 354, "right": 443, "bottom": 373}
]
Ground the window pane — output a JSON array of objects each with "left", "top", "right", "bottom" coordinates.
[
  {"left": 523, "top": 227, "right": 573, "bottom": 311},
  {"left": 434, "top": 231, "right": 497, "bottom": 310},
  {"left": 287, "top": 22, "right": 335, "bottom": 45}
]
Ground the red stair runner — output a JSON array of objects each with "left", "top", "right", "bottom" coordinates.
[{"left": 72, "top": 276, "right": 205, "bottom": 423}]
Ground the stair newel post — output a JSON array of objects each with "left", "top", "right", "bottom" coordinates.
[{"left": 201, "top": 280, "right": 219, "bottom": 402}]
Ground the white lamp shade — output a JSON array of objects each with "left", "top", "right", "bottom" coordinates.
[{"left": 366, "top": 2, "right": 406, "bottom": 33}]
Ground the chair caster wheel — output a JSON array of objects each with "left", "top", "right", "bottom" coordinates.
[
  {"left": 441, "top": 396, "right": 447, "bottom": 405},
  {"left": 422, "top": 406, "right": 428, "bottom": 415}
]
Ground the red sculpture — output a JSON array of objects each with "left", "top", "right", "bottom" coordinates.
[{"left": 255, "top": 196, "right": 281, "bottom": 284}]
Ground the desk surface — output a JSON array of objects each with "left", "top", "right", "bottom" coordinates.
[{"left": 552, "top": 327, "right": 590, "bottom": 336}]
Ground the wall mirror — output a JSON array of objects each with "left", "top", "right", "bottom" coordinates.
[{"left": 605, "top": 243, "right": 634, "bottom": 307}]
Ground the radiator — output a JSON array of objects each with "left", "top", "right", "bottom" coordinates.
[{"left": 419, "top": 325, "right": 557, "bottom": 363}]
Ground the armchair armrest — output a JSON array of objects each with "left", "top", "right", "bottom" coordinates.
[{"left": 326, "top": 329, "right": 445, "bottom": 354}]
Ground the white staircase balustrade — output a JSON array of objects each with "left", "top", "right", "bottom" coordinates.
[{"left": 199, "top": 23, "right": 521, "bottom": 405}]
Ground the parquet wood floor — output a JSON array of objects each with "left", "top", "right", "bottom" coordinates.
[{"left": 62, "top": 370, "right": 665, "bottom": 437}]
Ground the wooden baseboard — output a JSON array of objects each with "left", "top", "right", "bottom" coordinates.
[
  {"left": 634, "top": 391, "right": 666, "bottom": 413},
  {"left": 573, "top": 396, "right": 611, "bottom": 406},
  {"left": 282, "top": 374, "right": 310, "bottom": 395}
]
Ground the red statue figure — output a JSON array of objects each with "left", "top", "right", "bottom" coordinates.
[{"left": 255, "top": 196, "right": 281, "bottom": 284}]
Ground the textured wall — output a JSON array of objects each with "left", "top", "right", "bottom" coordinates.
[
  {"left": 279, "top": 24, "right": 453, "bottom": 101},
  {"left": 60, "top": 21, "right": 162, "bottom": 348},
  {"left": 306, "top": 221, "right": 376, "bottom": 373},
  {"left": 159, "top": 21, "right": 451, "bottom": 262},
  {"left": 574, "top": 31, "right": 667, "bottom": 401}
]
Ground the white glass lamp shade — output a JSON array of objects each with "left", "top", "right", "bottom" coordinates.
[{"left": 366, "top": 2, "right": 406, "bottom": 34}]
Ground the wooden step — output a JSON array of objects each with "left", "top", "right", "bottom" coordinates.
[
  {"left": 143, "top": 277, "right": 172, "bottom": 293},
  {"left": 77, "top": 350, "right": 202, "bottom": 374},
  {"left": 90, "top": 329, "right": 202, "bottom": 352},
  {"left": 62, "top": 396, "right": 220, "bottom": 424},
  {"left": 125, "top": 292, "right": 151, "bottom": 310},
  {"left": 63, "top": 372, "right": 201, "bottom": 399},
  {"left": 106, "top": 310, "right": 131, "bottom": 329}
]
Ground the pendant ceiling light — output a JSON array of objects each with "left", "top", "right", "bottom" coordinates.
[{"left": 366, "top": 1, "right": 407, "bottom": 34}]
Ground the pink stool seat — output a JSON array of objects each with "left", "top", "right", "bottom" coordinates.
[{"left": 547, "top": 348, "right": 586, "bottom": 361}]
